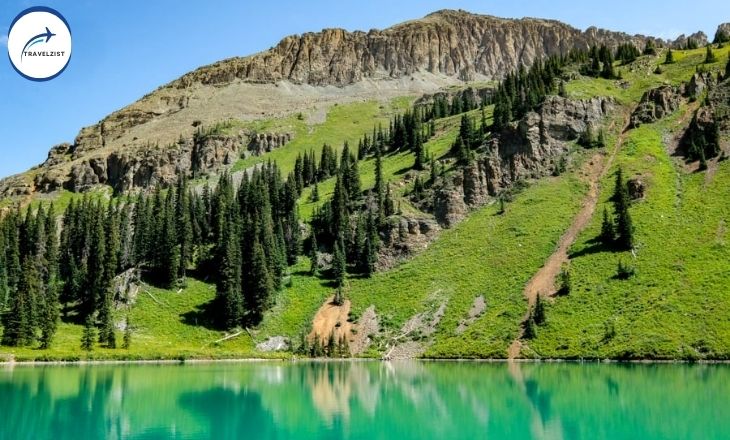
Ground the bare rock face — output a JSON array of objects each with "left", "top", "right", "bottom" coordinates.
[
  {"left": 630, "top": 85, "right": 682, "bottom": 128},
  {"left": 1, "top": 10, "right": 657, "bottom": 200},
  {"left": 60, "top": 11, "right": 656, "bottom": 164},
  {"left": 671, "top": 31, "right": 709, "bottom": 49},
  {"left": 174, "top": 10, "right": 656, "bottom": 89},
  {"left": 248, "top": 133, "right": 292, "bottom": 156},
  {"left": 434, "top": 96, "right": 613, "bottom": 227},
  {"left": 686, "top": 72, "right": 717, "bottom": 101},
  {"left": 378, "top": 216, "right": 441, "bottom": 269},
  {"left": 714, "top": 23, "right": 730, "bottom": 43},
  {"left": 25, "top": 129, "right": 293, "bottom": 195}
]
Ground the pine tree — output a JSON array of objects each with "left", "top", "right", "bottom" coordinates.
[
  {"left": 557, "top": 264, "right": 571, "bottom": 296},
  {"left": 246, "top": 236, "right": 273, "bottom": 325},
  {"left": 122, "top": 316, "right": 132, "bottom": 349},
  {"left": 217, "top": 219, "right": 242, "bottom": 329},
  {"left": 705, "top": 45, "right": 717, "bottom": 64},
  {"left": 1, "top": 259, "right": 37, "bottom": 347},
  {"left": 81, "top": 316, "right": 96, "bottom": 352},
  {"left": 665, "top": 49, "right": 675, "bottom": 64},
  {"left": 176, "top": 176, "right": 193, "bottom": 282},
  {"left": 37, "top": 205, "right": 58, "bottom": 348},
  {"left": 332, "top": 239, "right": 346, "bottom": 290},
  {"left": 600, "top": 207, "right": 616, "bottom": 245},
  {"left": 533, "top": 295, "right": 546, "bottom": 325},
  {"left": 613, "top": 168, "right": 635, "bottom": 250},
  {"left": 374, "top": 150, "right": 384, "bottom": 218},
  {"left": 643, "top": 40, "right": 657, "bottom": 55},
  {"left": 523, "top": 315, "right": 537, "bottom": 340},
  {"left": 309, "top": 233, "right": 319, "bottom": 275},
  {"left": 429, "top": 158, "right": 438, "bottom": 185},
  {"left": 361, "top": 210, "right": 378, "bottom": 277},
  {"left": 310, "top": 182, "right": 320, "bottom": 202}
]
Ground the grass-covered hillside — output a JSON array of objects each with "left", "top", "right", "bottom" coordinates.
[{"left": 1, "top": 43, "right": 729, "bottom": 362}]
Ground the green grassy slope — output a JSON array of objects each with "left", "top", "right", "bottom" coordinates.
[{"left": 529, "top": 110, "right": 730, "bottom": 360}]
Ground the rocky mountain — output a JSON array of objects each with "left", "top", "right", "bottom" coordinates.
[{"left": 0, "top": 10, "right": 716, "bottom": 200}]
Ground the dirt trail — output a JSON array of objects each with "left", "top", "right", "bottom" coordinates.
[{"left": 507, "top": 115, "right": 629, "bottom": 360}]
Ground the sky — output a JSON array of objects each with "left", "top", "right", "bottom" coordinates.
[{"left": 0, "top": 0, "right": 728, "bottom": 178}]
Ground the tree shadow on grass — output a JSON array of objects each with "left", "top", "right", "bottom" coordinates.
[
  {"left": 181, "top": 298, "right": 223, "bottom": 331},
  {"left": 568, "top": 237, "right": 616, "bottom": 259}
]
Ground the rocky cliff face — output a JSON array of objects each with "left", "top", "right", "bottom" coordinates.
[
  {"left": 0, "top": 9, "right": 661, "bottom": 200},
  {"left": 432, "top": 96, "right": 614, "bottom": 226},
  {"left": 671, "top": 32, "right": 709, "bottom": 49},
  {"left": 31, "top": 130, "right": 292, "bottom": 194},
  {"left": 174, "top": 10, "right": 657, "bottom": 89}
]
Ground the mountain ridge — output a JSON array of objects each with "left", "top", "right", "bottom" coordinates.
[{"left": 0, "top": 11, "right": 726, "bottom": 202}]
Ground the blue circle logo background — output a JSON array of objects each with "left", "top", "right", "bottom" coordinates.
[{"left": 7, "top": 6, "right": 72, "bottom": 81}]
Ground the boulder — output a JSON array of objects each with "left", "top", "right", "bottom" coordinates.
[
  {"left": 627, "top": 179, "right": 645, "bottom": 200},
  {"left": 630, "top": 85, "right": 682, "bottom": 128}
]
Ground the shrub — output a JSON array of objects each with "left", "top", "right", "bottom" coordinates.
[{"left": 616, "top": 258, "right": 636, "bottom": 280}]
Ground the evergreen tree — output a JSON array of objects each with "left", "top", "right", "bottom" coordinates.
[
  {"left": 533, "top": 295, "right": 546, "bottom": 325},
  {"left": 557, "top": 264, "right": 571, "bottom": 296},
  {"left": 705, "top": 45, "right": 717, "bottom": 64},
  {"left": 246, "top": 236, "right": 273, "bottom": 325},
  {"left": 613, "top": 168, "right": 635, "bottom": 250},
  {"left": 39, "top": 206, "right": 59, "bottom": 349},
  {"left": 523, "top": 315, "right": 537, "bottom": 340},
  {"left": 176, "top": 176, "right": 193, "bottom": 281},
  {"left": 332, "top": 239, "right": 346, "bottom": 290},
  {"left": 1, "top": 259, "right": 37, "bottom": 346},
  {"left": 430, "top": 158, "right": 438, "bottom": 185},
  {"left": 665, "top": 49, "right": 675, "bottom": 64},
  {"left": 310, "top": 182, "right": 320, "bottom": 202},
  {"left": 217, "top": 219, "right": 242, "bottom": 329},
  {"left": 81, "top": 316, "right": 95, "bottom": 352},
  {"left": 309, "top": 233, "right": 319, "bottom": 275},
  {"left": 122, "top": 316, "right": 132, "bottom": 349},
  {"left": 600, "top": 207, "right": 616, "bottom": 245},
  {"left": 643, "top": 40, "right": 657, "bottom": 55}
]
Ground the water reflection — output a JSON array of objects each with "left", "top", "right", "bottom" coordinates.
[{"left": 1, "top": 361, "right": 729, "bottom": 439}]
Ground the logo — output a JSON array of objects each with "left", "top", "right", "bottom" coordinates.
[{"left": 7, "top": 6, "right": 72, "bottom": 81}]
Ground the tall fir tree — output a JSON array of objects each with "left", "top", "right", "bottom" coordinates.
[
  {"left": 613, "top": 167, "right": 635, "bottom": 250},
  {"left": 39, "top": 205, "right": 60, "bottom": 349}
]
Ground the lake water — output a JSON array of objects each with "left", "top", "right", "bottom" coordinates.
[{"left": 0, "top": 361, "right": 727, "bottom": 439}]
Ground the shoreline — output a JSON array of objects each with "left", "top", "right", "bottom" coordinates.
[{"left": 2, "top": 356, "right": 730, "bottom": 367}]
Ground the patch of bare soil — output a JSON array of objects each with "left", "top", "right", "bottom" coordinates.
[
  {"left": 309, "top": 295, "right": 353, "bottom": 347},
  {"left": 456, "top": 295, "right": 486, "bottom": 334},
  {"left": 508, "top": 115, "right": 629, "bottom": 360}
]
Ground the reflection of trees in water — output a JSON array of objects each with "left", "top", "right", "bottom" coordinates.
[
  {"left": 0, "top": 367, "right": 118, "bottom": 440},
  {"left": 178, "top": 387, "right": 278, "bottom": 440}
]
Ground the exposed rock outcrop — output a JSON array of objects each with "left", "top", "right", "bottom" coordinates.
[
  {"left": 714, "top": 23, "right": 730, "bottom": 44},
  {"left": 378, "top": 216, "right": 441, "bottom": 269},
  {"left": 248, "top": 132, "right": 292, "bottom": 156},
  {"left": 24, "top": 129, "right": 293, "bottom": 195},
  {"left": 671, "top": 31, "right": 709, "bottom": 49},
  {"left": 630, "top": 85, "right": 682, "bottom": 128},
  {"left": 686, "top": 72, "right": 717, "bottom": 101},
  {"left": 1, "top": 10, "right": 659, "bottom": 200},
  {"left": 433, "top": 96, "right": 613, "bottom": 227},
  {"left": 174, "top": 10, "right": 657, "bottom": 89}
]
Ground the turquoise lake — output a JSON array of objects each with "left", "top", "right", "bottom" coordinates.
[{"left": 1, "top": 361, "right": 727, "bottom": 439}]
